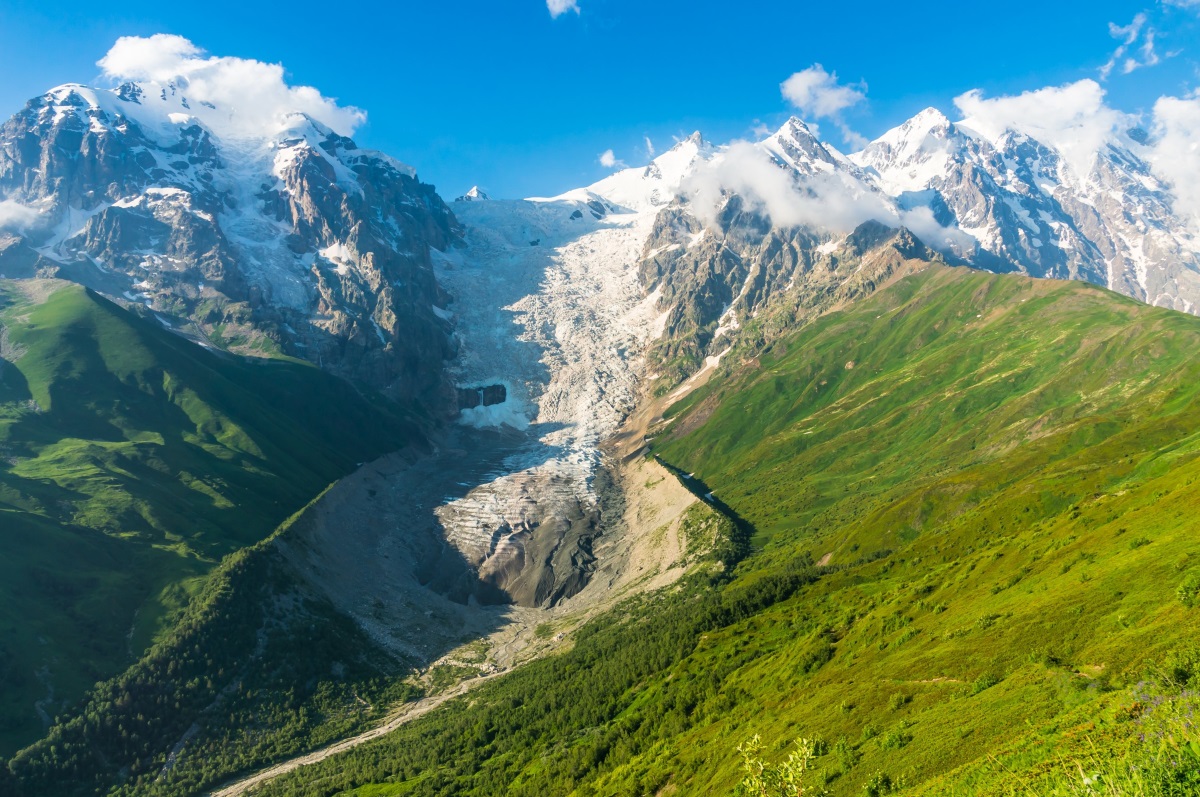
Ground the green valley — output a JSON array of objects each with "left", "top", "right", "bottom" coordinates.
[
  {"left": 232, "top": 266, "right": 1200, "bottom": 796},
  {"left": 0, "top": 280, "right": 421, "bottom": 755}
]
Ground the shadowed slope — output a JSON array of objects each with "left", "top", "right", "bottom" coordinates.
[{"left": 0, "top": 280, "right": 420, "bottom": 753}]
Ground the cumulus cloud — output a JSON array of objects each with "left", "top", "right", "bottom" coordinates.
[
  {"left": 1149, "top": 93, "right": 1200, "bottom": 228},
  {"left": 599, "top": 149, "right": 626, "bottom": 169},
  {"left": 954, "top": 80, "right": 1132, "bottom": 177},
  {"left": 897, "top": 206, "right": 978, "bottom": 252},
  {"left": 547, "top": 0, "right": 580, "bottom": 18},
  {"left": 681, "top": 141, "right": 972, "bottom": 252},
  {"left": 683, "top": 142, "right": 872, "bottom": 231},
  {"left": 780, "top": 65, "right": 869, "bottom": 150},
  {"left": 0, "top": 200, "right": 38, "bottom": 232},
  {"left": 1101, "top": 13, "right": 1161, "bottom": 79},
  {"left": 951, "top": 77, "right": 1200, "bottom": 233},
  {"left": 98, "top": 34, "right": 366, "bottom": 138},
  {"left": 781, "top": 65, "right": 866, "bottom": 117}
]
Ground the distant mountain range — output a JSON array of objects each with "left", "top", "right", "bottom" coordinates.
[{"left": 1, "top": 81, "right": 1197, "bottom": 402}]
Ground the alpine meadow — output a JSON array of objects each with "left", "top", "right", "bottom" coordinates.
[{"left": 1, "top": 3, "right": 1200, "bottom": 796}]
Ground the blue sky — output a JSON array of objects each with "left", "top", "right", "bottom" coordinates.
[{"left": 0, "top": 0, "right": 1196, "bottom": 198}]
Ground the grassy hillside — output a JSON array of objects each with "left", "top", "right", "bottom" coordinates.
[
  {"left": 7, "top": 494, "right": 421, "bottom": 797},
  {"left": 0, "top": 280, "right": 421, "bottom": 754},
  {"left": 241, "top": 266, "right": 1200, "bottom": 797}
]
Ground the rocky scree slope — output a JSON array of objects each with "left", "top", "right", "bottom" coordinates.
[{"left": 0, "top": 82, "right": 458, "bottom": 400}]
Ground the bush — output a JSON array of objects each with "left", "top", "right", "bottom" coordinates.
[
  {"left": 971, "top": 672, "right": 1001, "bottom": 695},
  {"left": 1158, "top": 643, "right": 1200, "bottom": 688},
  {"left": 735, "top": 734, "right": 820, "bottom": 796},
  {"left": 1177, "top": 572, "right": 1200, "bottom": 609},
  {"left": 863, "top": 772, "right": 893, "bottom": 796}
]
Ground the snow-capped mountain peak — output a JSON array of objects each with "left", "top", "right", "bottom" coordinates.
[
  {"left": 851, "top": 109, "right": 963, "bottom": 195},
  {"left": 456, "top": 186, "right": 490, "bottom": 202},
  {"left": 0, "top": 78, "right": 457, "bottom": 397},
  {"left": 582, "top": 132, "right": 713, "bottom": 212},
  {"left": 760, "top": 116, "right": 851, "bottom": 175},
  {"left": 846, "top": 106, "right": 1200, "bottom": 311}
]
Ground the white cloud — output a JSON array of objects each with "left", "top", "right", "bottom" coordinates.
[
  {"left": 547, "top": 0, "right": 580, "bottom": 18},
  {"left": 1162, "top": 0, "right": 1200, "bottom": 9},
  {"left": 98, "top": 34, "right": 366, "bottom": 138},
  {"left": 781, "top": 65, "right": 866, "bottom": 118},
  {"left": 683, "top": 142, "right": 866, "bottom": 231},
  {"left": 681, "top": 141, "right": 972, "bottom": 252},
  {"left": 780, "top": 65, "right": 868, "bottom": 151},
  {"left": 954, "top": 80, "right": 1131, "bottom": 177},
  {"left": 1101, "top": 13, "right": 1162, "bottom": 79},
  {"left": 950, "top": 77, "right": 1200, "bottom": 234},
  {"left": 1149, "top": 93, "right": 1200, "bottom": 228},
  {"left": 644, "top": 135, "right": 656, "bottom": 157},
  {"left": 0, "top": 200, "right": 38, "bottom": 232},
  {"left": 897, "top": 206, "right": 978, "bottom": 252},
  {"left": 599, "top": 149, "right": 626, "bottom": 169}
]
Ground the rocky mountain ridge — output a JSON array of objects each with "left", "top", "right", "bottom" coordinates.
[
  {"left": 0, "top": 81, "right": 458, "bottom": 400},
  {"left": 548, "top": 108, "right": 1200, "bottom": 382}
]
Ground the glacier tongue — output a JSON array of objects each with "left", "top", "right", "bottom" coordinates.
[{"left": 429, "top": 187, "right": 668, "bottom": 605}]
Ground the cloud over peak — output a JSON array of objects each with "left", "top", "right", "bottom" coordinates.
[
  {"left": 954, "top": 79, "right": 1131, "bottom": 176},
  {"left": 781, "top": 65, "right": 868, "bottom": 149},
  {"left": 98, "top": 34, "right": 366, "bottom": 138}
]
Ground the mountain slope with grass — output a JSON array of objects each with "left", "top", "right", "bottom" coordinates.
[
  {"left": 233, "top": 266, "right": 1200, "bottom": 797},
  {"left": 0, "top": 279, "right": 421, "bottom": 755}
]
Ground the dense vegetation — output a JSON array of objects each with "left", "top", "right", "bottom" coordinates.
[
  {"left": 232, "top": 267, "right": 1200, "bottom": 796},
  {"left": 5, "top": 499, "right": 420, "bottom": 796},
  {"left": 0, "top": 280, "right": 421, "bottom": 754}
]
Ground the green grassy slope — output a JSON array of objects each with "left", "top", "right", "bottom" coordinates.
[
  {"left": 8, "top": 494, "right": 421, "bottom": 797},
  {"left": 0, "top": 280, "right": 420, "bottom": 754},
  {"left": 244, "top": 266, "right": 1200, "bottom": 797}
]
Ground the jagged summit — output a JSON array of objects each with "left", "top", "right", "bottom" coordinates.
[
  {"left": 0, "top": 78, "right": 456, "bottom": 397},
  {"left": 456, "top": 186, "right": 490, "bottom": 202},
  {"left": 850, "top": 106, "right": 1200, "bottom": 310},
  {"left": 761, "top": 115, "right": 853, "bottom": 174},
  {"left": 581, "top": 130, "right": 714, "bottom": 212}
]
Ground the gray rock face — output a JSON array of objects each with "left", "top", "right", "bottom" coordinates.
[
  {"left": 852, "top": 108, "right": 1200, "bottom": 312},
  {"left": 640, "top": 196, "right": 942, "bottom": 381},
  {"left": 0, "top": 82, "right": 459, "bottom": 400},
  {"left": 608, "top": 109, "right": 1200, "bottom": 383}
]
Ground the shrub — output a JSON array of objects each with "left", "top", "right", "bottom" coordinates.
[
  {"left": 735, "top": 734, "right": 820, "bottom": 797},
  {"left": 1177, "top": 572, "right": 1200, "bottom": 609},
  {"left": 863, "top": 772, "right": 894, "bottom": 796},
  {"left": 971, "top": 672, "right": 1001, "bottom": 695},
  {"left": 880, "top": 722, "right": 913, "bottom": 750}
]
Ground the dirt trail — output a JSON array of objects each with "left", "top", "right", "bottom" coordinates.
[
  {"left": 203, "top": 451, "right": 700, "bottom": 797},
  {"left": 206, "top": 675, "right": 492, "bottom": 797}
]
